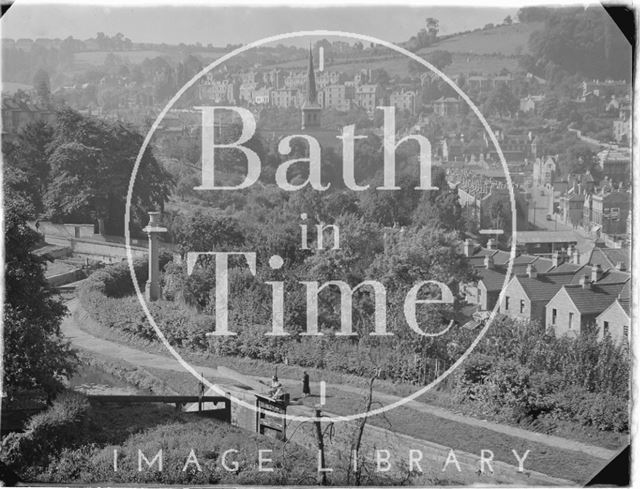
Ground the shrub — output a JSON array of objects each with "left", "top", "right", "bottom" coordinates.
[{"left": 1, "top": 392, "right": 90, "bottom": 473}]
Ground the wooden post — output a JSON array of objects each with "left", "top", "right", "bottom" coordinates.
[{"left": 314, "top": 407, "right": 328, "bottom": 486}]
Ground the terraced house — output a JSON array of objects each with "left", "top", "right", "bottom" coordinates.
[{"left": 462, "top": 240, "right": 630, "bottom": 339}]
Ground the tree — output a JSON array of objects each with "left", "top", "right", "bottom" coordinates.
[
  {"left": 426, "top": 17, "right": 439, "bottom": 41},
  {"left": 503, "top": 15, "right": 513, "bottom": 25},
  {"left": 424, "top": 50, "right": 453, "bottom": 71},
  {"left": 33, "top": 68, "right": 51, "bottom": 103},
  {"left": 483, "top": 82, "right": 518, "bottom": 118},
  {"left": 3, "top": 191, "right": 76, "bottom": 400},
  {"left": 172, "top": 211, "right": 245, "bottom": 256},
  {"left": 3, "top": 120, "right": 54, "bottom": 214},
  {"left": 44, "top": 108, "right": 173, "bottom": 235},
  {"left": 412, "top": 190, "right": 465, "bottom": 232}
]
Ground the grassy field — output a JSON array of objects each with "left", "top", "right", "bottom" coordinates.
[
  {"left": 419, "top": 22, "right": 543, "bottom": 56},
  {"left": 262, "top": 22, "right": 539, "bottom": 77}
]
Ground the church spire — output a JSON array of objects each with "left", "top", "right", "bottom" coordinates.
[
  {"left": 301, "top": 45, "right": 321, "bottom": 130},
  {"left": 305, "top": 45, "right": 317, "bottom": 104}
]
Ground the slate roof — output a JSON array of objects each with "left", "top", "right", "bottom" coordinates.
[
  {"left": 588, "top": 247, "right": 630, "bottom": 271},
  {"left": 477, "top": 268, "right": 507, "bottom": 291},
  {"left": 562, "top": 283, "right": 627, "bottom": 316},
  {"left": 516, "top": 275, "right": 565, "bottom": 302},
  {"left": 596, "top": 269, "right": 631, "bottom": 285},
  {"left": 549, "top": 262, "right": 583, "bottom": 275}
]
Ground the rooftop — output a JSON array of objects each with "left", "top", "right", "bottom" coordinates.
[
  {"left": 515, "top": 230, "right": 579, "bottom": 245},
  {"left": 562, "top": 283, "right": 627, "bottom": 315}
]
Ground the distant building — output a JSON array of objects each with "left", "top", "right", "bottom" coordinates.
[
  {"left": 558, "top": 187, "right": 585, "bottom": 227},
  {"left": 519, "top": 95, "right": 544, "bottom": 113},
  {"left": 584, "top": 189, "right": 631, "bottom": 237},
  {"left": 1, "top": 96, "right": 57, "bottom": 141},
  {"left": 354, "top": 84, "right": 382, "bottom": 115},
  {"left": 532, "top": 156, "right": 557, "bottom": 187},
  {"left": 580, "top": 79, "right": 628, "bottom": 99},
  {"left": 198, "top": 76, "right": 239, "bottom": 103},
  {"left": 455, "top": 175, "right": 529, "bottom": 231},
  {"left": 514, "top": 230, "right": 578, "bottom": 255},
  {"left": 433, "top": 97, "right": 463, "bottom": 117},
  {"left": 320, "top": 84, "right": 353, "bottom": 111},
  {"left": 390, "top": 89, "right": 418, "bottom": 115},
  {"left": 271, "top": 88, "right": 302, "bottom": 109},
  {"left": 597, "top": 148, "right": 630, "bottom": 183}
]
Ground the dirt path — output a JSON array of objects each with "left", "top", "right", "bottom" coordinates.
[{"left": 62, "top": 298, "right": 617, "bottom": 464}]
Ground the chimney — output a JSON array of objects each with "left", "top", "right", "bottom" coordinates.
[
  {"left": 463, "top": 238, "right": 473, "bottom": 257},
  {"left": 486, "top": 238, "right": 495, "bottom": 250},
  {"left": 484, "top": 254, "right": 494, "bottom": 270},
  {"left": 526, "top": 263, "right": 537, "bottom": 278},
  {"left": 579, "top": 274, "right": 591, "bottom": 289},
  {"left": 551, "top": 251, "right": 560, "bottom": 268},
  {"left": 591, "top": 264, "right": 603, "bottom": 282},
  {"left": 615, "top": 261, "right": 626, "bottom": 271},
  {"left": 572, "top": 249, "right": 580, "bottom": 265}
]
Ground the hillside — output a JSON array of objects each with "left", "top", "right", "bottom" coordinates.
[
  {"left": 418, "top": 22, "right": 543, "bottom": 56},
  {"left": 264, "top": 22, "right": 543, "bottom": 76}
]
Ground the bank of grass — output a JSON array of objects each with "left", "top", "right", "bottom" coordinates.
[
  {"left": 33, "top": 402, "right": 323, "bottom": 485},
  {"left": 75, "top": 304, "right": 626, "bottom": 452}
]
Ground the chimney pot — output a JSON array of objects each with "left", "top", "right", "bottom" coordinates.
[
  {"left": 580, "top": 274, "right": 591, "bottom": 289},
  {"left": 463, "top": 238, "right": 473, "bottom": 257},
  {"left": 572, "top": 249, "right": 580, "bottom": 265},
  {"left": 484, "top": 255, "right": 494, "bottom": 270}
]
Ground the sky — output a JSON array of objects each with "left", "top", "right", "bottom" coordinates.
[{"left": 1, "top": 2, "right": 519, "bottom": 46}]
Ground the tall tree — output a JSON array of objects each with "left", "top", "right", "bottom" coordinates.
[
  {"left": 44, "top": 108, "right": 173, "bottom": 235},
  {"left": 3, "top": 190, "right": 76, "bottom": 400}
]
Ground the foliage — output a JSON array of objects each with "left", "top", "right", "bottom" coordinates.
[
  {"left": 526, "top": 6, "right": 631, "bottom": 80},
  {"left": 44, "top": 107, "right": 173, "bottom": 235},
  {"left": 1, "top": 392, "right": 90, "bottom": 474},
  {"left": 171, "top": 211, "right": 245, "bottom": 256},
  {"left": 2, "top": 192, "right": 76, "bottom": 400},
  {"left": 452, "top": 316, "right": 629, "bottom": 432}
]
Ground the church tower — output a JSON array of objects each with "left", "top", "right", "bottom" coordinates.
[{"left": 301, "top": 46, "right": 321, "bottom": 130}]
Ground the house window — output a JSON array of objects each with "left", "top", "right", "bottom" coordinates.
[
  {"left": 520, "top": 300, "right": 525, "bottom": 314},
  {"left": 603, "top": 321, "right": 609, "bottom": 335},
  {"left": 569, "top": 312, "right": 574, "bottom": 329},
  {"left": 623, "top": 325, "right": 629, "bottom": 337},
  {"left": 505, "top": 296, "right": 510, "bottom": 310},
  {"left": 552, "top": 308, "right": 557, "bottom": 325}
]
